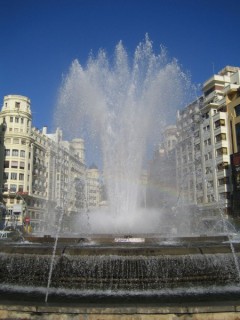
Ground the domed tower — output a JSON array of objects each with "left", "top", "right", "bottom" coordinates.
[
  {"left": 0, "top": 95, "right": 32, "bottom": 223},
  {"left": 1, "top": 95, "right": 32, "bottom": 133}
]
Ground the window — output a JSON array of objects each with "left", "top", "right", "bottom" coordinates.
[
  {"left": 207, "top": 194, "right": 214, "bottom": 203},
  {"left": 215, "top": 119, "right": 225, "bottom": 128},
  {"left": 208, "top": 181, "right": 214, "bottom": 188},
  {"left": 15, "top": 102, "right": 20, "bottom": 108},
  {"left": 20, "top": 150, "right": 25, "bottom": 157},
  {"left": 204, "top": 139, "right": 211, "bottom": 146},
  {"left": 19, "top": 173, "right": 24, "bottom": 180},
  {"left": 12, "top": 149, "right": 19, "bottom": 156},
  {"left": 206, "top": 167, "right": 212, "bottom": 174},
  {"left": 15, "top": 117, "right": 19, "bottom": 123},
  {"left": 4, "top": 161, "right": 9, "bottom": 168},
  {"left": 194, "top": 131, "right": 199, "bottom": 138},
  {"left": 5, "top": 149, "right": 10, "bottom": 156},
  {"left": 205, "top": 152, "right": 212, "bottom": 160},
  {"left": 10, "top": 173, "right": 17, "bottom": 180},
  {"left": 20, "top": 162, "right": 25, "bottom": 169},
  {"left": 235, "top": 104, "right": 240, "bottom": 117},
  {"left": 18, "top": 185, "right": 23, "bottom": 192},
  {"left": 10, "top": 184, "right": 17, "bottom": 192},
  {"left": 21, "top": 118, "right": 24, "bottom": 124},
  {"left": 236, "top": 123, "right": 240, "bottom": 152},
  {"left": 1, "top": 122, "right": 5, "bottom": 134},
  {"left": 195, "top": 144, "right": 200, "bottom": 151},
  {"left": 3, "top": 172, "right": 9, "bottom": 179},
  {"left": 10, "top": 117, "right": 13, "bottom": 123},
  {"left": 235, "top": 167, "right": 240, "bottom": 190},
  {"left": 11, "top": 161, "right": 18, "bottom": 168},
  {"left": 203, "top": 125, "right": 210, "bottom": 131}
]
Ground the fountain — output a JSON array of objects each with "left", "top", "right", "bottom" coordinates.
[
  {"left": 0, "top": 36, "right": 240, "bottom": 318},
  {"left": 54, "top": 34, "right": 191, "bottom": 234}
]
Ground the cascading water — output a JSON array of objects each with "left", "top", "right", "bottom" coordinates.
[{"left": 54, "top": 35, "right": 191, "bottom": 233}]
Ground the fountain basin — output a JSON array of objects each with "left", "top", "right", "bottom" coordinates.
[{"left": 0, "top": 234, "right": 239, "bottom": 297}]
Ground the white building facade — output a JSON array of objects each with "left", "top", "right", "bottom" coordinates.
[
  {"left": 176, "top": 66, "right": 240, "bottom": 220},
  {"left": 0, "top": 95, "right": 87, "bottom": 232}
]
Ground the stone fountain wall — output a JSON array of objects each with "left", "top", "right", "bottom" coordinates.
[
  {"left": 0, "top": 240, "right": 239, "bottom": 291},
  {"left": 0, "top": 302, "right": 240, "bottom": 319}
]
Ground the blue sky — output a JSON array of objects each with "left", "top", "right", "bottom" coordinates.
[{"left": 0, "top": 0, "right": 239, "bottom": 132}]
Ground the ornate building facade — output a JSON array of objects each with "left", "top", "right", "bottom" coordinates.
[{"left": 0, "top": 95, "right": 88, "bottom": 232}]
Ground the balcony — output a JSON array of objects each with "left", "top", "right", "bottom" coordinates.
[
  {"left": 215, "top": 154, "right": 230, "bottom": 165},
  {"left": 217, "top": 184, "right": 229, "bottom": 193},
  {"left": 223, "top": 83, "right": 240, "bottom": 95},
  {"left": 203, "top": 75, "right": 225, "bottom": 89},
  {"left": 204, "top": 90, "right": 223, "bottom": 105},
  {"left": 213, "top": 112, "right": 226, "bottom": 122},
  {"left": 214, "top": 140, "right": 228, "bottom": 150},
  {"left": 217, "top": 170, "right": 229, "bottom": 179}
]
